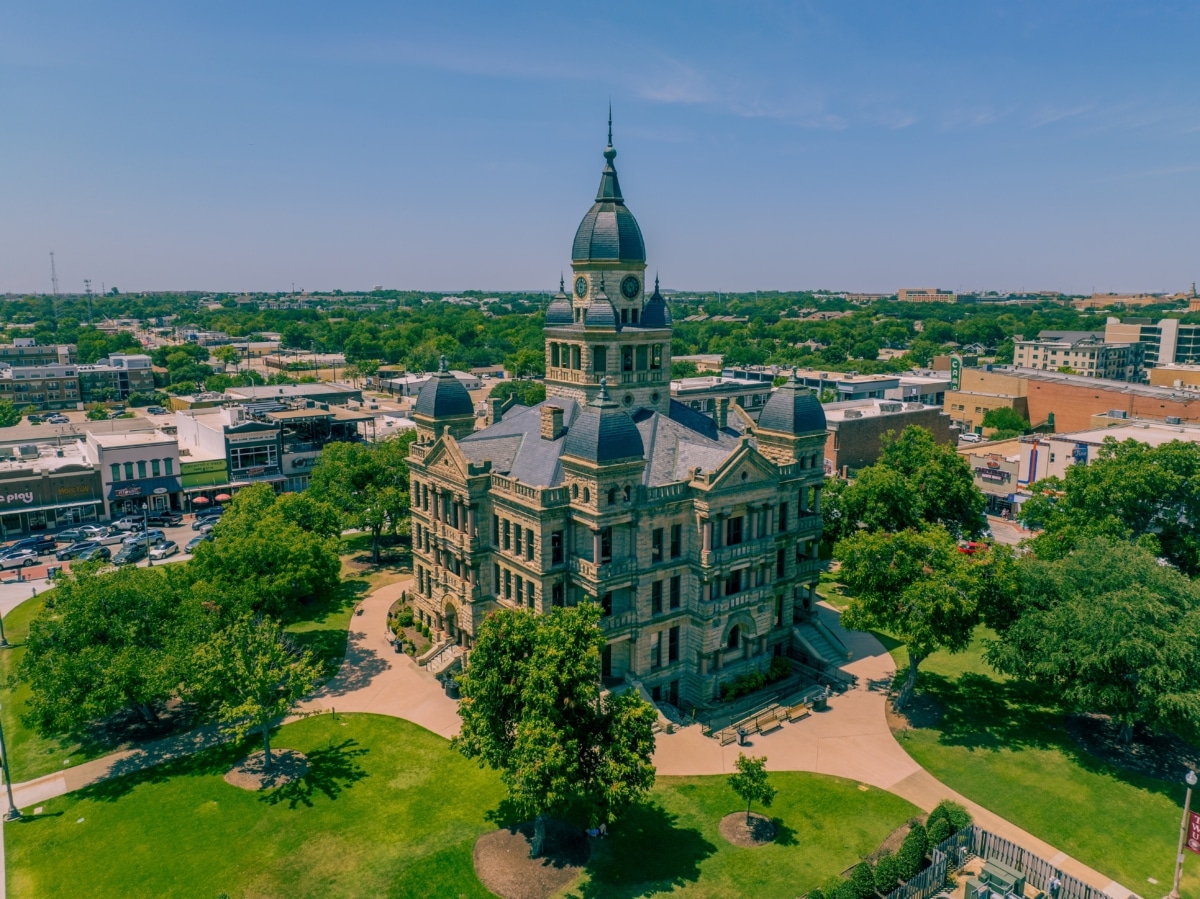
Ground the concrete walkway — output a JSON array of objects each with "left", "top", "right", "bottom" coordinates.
[{"left": 2, "top": 585, "right": 1133, "bottom": 899}]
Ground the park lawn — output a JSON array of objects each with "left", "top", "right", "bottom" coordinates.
[
  {"left": 569, "top": 773, "right": 917, "bottom": 899},
  {"left": 892, "top": 629, "right": 1198, "bottom": 896},
  {"left": 8, "top": 714, "right": 920, "bottom": 899}
]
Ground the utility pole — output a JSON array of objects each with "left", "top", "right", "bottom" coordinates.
[
  {"left": 49, "top": 251, "right": 59, "bottom": 296},
  {"left": 83, "top": 279, "right": 94, "bottom": 325}
]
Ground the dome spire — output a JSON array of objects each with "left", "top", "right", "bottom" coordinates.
[{"left": 596, "top": 109, "right": 622, "bottom": 203}]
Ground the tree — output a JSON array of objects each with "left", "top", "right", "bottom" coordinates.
[
  {"left": 671, "top": 360, "right": 699, "bottom": 379},
  {"left": 212, "top": 345, "right": 241, "bottom": 372},
  {"left": 342, "top": 364, "right": 361, "bottom": 387},
  {"left": 489, "top": 379, "right": 546, "bottom": 407},
  {"left": 453, "top": 604, "right": 658, "bottom": 857},
  {"left": 21, "top": 566, "right": 198, "bottom": 732},
  {"left": 874, "top": 853, "right": 900, "bottom": 893},
  {"left": 186, "top": 484, "right": 341, "bottom": 617},
  {"left": 837, "top": 526, "right": 1012, "bottom": 708},
  {"left": 85, "top": 404, "right": 108, "bottom": 421},
  {"left": 306, "top": 434, "right": 415, "bottom": 563},
  {"left": 0, "top": 400, "right": 20, "bottom": 428},
  {"left": 986, "top": 540, "right": 1200, "bottom": 744},
  {"left": 504, "top": 348, "right": 544, "bottom": 379},
  {"left": 190, "top": 616, "right": 322, "bottom": 768},
  {"left": 877, "top": 427, "right": 986, "bottom": 539},
  {"left": 849, "top": 862, "right": 876, "bottom": 899},
  {"left": 981, "top": 406, "right": 1028, "bottom": 433},
  {"left": 1019, "top": 437, "right": 1200, "bottom": 575},
  {"left": 727, "top": 753, "right": 776, "bottom": 826},
  {"left": 896, "top": 822, "right": 928, "bottom": 881}
]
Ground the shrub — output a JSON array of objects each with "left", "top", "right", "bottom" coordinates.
[
  {"left": 807, "top": 890, "right": 825, "bottom": 899},
  {"left": 834, "top": 881, "right": 859, "bottom": 899},
  {"left": 927, "top": 816, "right": 951, "bottom": 845},
  {"left": 397, "top": 607, "right": 415, "bottom": 628},
  {"left": 821, "top": 875, "right": 846, "bottom": 898},
  {"left": 767, "top": 654, "right": 792, "bottom": 682},
  {"left": 897, "top": 822, "right": 928, "bottom": 881},
  {"left": 719, "top": 657, "right": 794, "bottom": 701},
  {"left": 874, "top": 852, "right": 899, "bottom": 893},
  {"left": 850, "top": 862, "right": 876, "bottom": 899},
  {"left": 929, "top": 799, "right": 972, "bottom": 833}
]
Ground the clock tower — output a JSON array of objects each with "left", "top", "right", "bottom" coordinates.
[{"left": 543, "top": 114, "right": 673, "bottom": 414}]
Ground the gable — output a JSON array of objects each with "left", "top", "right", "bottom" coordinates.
[
  {"left": 703, "top": 443, "right": 780, "bottom": 492},
  {"left": 422, "top": 435, "right": 470, "bottom": 480}
]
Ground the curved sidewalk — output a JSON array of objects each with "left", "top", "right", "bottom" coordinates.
[{"left": 5, "top": 587, "right": 1132, "bottom": 899}]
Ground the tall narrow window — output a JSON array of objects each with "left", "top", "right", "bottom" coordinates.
[
  {"left": 669, "top": 575, "right": 681, "bottom": 609},
  {"left": 552, "top": 582, "right": 564, "bottom": 607},
  {"left": 650, "top": 632, "right": 662, "bottom": 669},
  {"left": 651, "top": 345, "right": 662, "bottom": 369},
  {"left": 778, "top": 502, "right": 788, "bottom": 532},
  {"left": 124, "top": 462, "right": 134, "bottom": 480},
  {"left": 651, "top": 580, "right": 663, "bottom": 615},
  {"left": 601, "top": 591, "right": 613, "bottom": 615},
  {"left": 551, "top": 530, "right": 564, "bottom": 565},
  {"left": 513, "top": 525, "right": 522, "bottom": 556},
  {"left": 726, "top": 516, "right": 744, "bottom": 546},
  {"left": 651, "top": 528, "right": 663, "bottom": 562},
  {"left": 600, "top": 527, "right": 613, "bottom": 563},
  {"left": 525, "top": 528, "right": 534, "bottom": 560},
  {"left": 150, "top": 459, "right": 160, "bottom": 477},
  {"left": 593, "top": 346, "right": 606, "bottom": 372},
  {"left": 668, "top": 626, "right": 680, "bottom": 662},
  {"left": 670, "top": 524, "right": 682, "bottom": 558},
  {"left": 111, "top": 463, "right": 120, "bottom": 481}
]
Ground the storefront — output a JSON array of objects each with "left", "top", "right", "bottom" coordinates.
[
  {"left": 180, "top": 457, "right": 230, "bottom": 511},
  {"left": 107, "top": 476, "right": 184, "bottom": 516},
  {"left": 0, "top": 464, "right": 105, "bottom": 538}
]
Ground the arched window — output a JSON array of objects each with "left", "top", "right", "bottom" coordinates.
[
  {"left": 623, "top": 485, "right": 631, "bottom": 502},
  {"left": 607, "top": 487, "right": 617, "bottom": 506},
  {"left": 583, "top": 487, "right": 591, "bottom": 503},
  {"left": 727, "top": 626, "right": 740, "bottom": 650},
  {"left": 571, "top": 484, "right": 579, "bottom": 499}
]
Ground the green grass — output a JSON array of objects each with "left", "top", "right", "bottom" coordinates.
[
  {"left": 891, "top": 629, "right": 1197, "bottom": 896},
  {"left": 7, "top": 714, "right": 919, "bottom": 899}
]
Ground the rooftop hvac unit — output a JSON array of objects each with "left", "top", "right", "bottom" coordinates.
[
  {"left": 905, "top": 402, "right": 925, "bottom": 410},
  {"left": 878, "top": 402, "right": 903, "bottom": 413},
  {"left": 18, "top": 444, "right": 38, "bottom": 457},
  {"left": 1108, "top": 410, "right": 1128, "bottom": 419},
  {"left": 842, "top": 410, "right": 863, "bottom": 419}
]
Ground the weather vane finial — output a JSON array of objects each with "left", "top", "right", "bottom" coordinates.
[{"left": 608, "top": 103, "right": 613, "bottom": 146}]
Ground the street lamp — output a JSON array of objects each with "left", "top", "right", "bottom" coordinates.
[
  {"left": 141, "top": 501, "right": 151, "bottom": 567},
  {"left": 1169, "top": 769, "right": 1199, "bottom": 899},
  {"left": 0, "top": 704, "right": 21, "bottom": 820}
]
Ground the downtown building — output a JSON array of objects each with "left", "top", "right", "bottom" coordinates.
[{"left": 406, "top": 129, "right": 833, "bottom": 710}]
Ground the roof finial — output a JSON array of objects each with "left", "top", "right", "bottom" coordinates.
[
  {"left": 655, "top": 272, "right": 660, "bottom": 292},
  {"left": 439, "top": 354, "right": 448, "bottom": 373},
  {"left": 559, "top": 272, "right": 565, "bottom": 292},
  {"left": 598, "top": 376, "right": 610, "bottom": 400},
  {"left": 608, "top": 103, "right": 613, "bottom": 147}
]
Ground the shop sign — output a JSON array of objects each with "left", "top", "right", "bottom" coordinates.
[
  {"left": 1, "top": 492, "right": 34, "bottom": 506},
  {"left": 1189, "top": 810, "right": 1200, "bottom": 854},
  {"left": 114, "top": 486, "right": 143, "bottom": 498},
  {"left": 152, "top": 487, "right": 168, "bottom": 495},
  {"left": 56, "top": 483, "right": 92, "bottom": 499},
  {"left": 181, "top": 459, "right": 226, "bottom": 474},
  {"left": 974, "top": 467, "right": 1010, "bottom": 484},
  {"left": 246, "top": 467, "right": 265, "bottom": 476}
]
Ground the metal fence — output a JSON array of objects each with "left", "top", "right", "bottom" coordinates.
[
  {"left": 698, "top": 674, "right": 824, "bottom": 733},
  {"left": 862, "top": 824, "right": 1121, "bottom": 899}
]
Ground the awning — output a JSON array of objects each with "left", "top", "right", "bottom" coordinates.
[
  {"left": 0, "top": 499, "right": 103, "bottom": 517},
  {"left": 107, "top": 476, "right": 183, "bottom": 500}
]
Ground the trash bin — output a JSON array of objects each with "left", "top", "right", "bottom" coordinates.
[
  {"left": 445, "top": 679, "right": 460, "bottom": 699},
  {"left": 737, "top": 727, "right": 748, "bottom": 746},
  {"left": 813, "top": 695, "right": 828, "bottom": 712},
  {"left": 45, "top": 566, "right": 61, "bottom": 579}
]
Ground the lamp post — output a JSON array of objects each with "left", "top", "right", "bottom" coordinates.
[
  {"left": 0, "top": 704, "right": 20, "bottom": 820},
  {"left": 141, "top": 501, "right": 151, "bottom": 567},
  {"left": 1169, "top": 769, "right": 1199, "bottom": 899}
]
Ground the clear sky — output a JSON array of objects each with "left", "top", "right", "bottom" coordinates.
[{"left": 2, "top": 1, "right": 1197, "bottom": 295}]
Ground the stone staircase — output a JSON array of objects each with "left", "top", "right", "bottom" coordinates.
[
  {"left": 423, "top": 641, "right": 463, "bottom": 675},
  {"left": 792, "top": 622, "right": 848, "bottom": 668}
]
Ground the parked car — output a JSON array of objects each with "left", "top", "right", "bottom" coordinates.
[
  {"left": 45, "top": 414, "right": 69, "bottom": 424},
  {"left": 76, "top": 544, "right": 111, "bottom": 563},
  {"left": 146, "top": 511, "right": 182, "bottom": 527},
  {"left": 0, "top": 549, "right": 39, "bottom": 569},
  {"left": 149, "top": 540, "right": 178, "bottom": 561},
  {"left": 112, "top": 543, "right": 147, "bottom": 566},
  {"left": 184, "top": 534, "right": 212, "bottom": 553},
  {"left": 113, "top": 516, "right": 145, "bottom": 532},
  {"left": 26, "top": 414, "right": 42, "bottom": 424},
  {"left": 6, "top": 536, "right": 57, "bottom": 556},
  {"left": 56, "top": 540, "right": 99, "bottom": 561},
  {"left": 124, "top": 529, "right": 164, "bottom": 546},
  {"left": 145, "top": 405, "right": 168, "bottom": 415},
  {"left": 54, "top": 527, "right": 88, "bottom": 543},
  {"left": 91, "top": 527, "right": 128, "bottom": 546},
  {"left": 192, "top": 515, "right": 222, "bottom": 531},
  {"left": 959, "top": 432, "right": 984, "bottom": 444},
  {"left": 196, "top": 505, "right": 224, "bottom": 519}
]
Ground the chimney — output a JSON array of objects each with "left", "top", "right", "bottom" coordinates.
[
  {"left": 541, "top": 405, "right": 565, "bottom": 440},
  {"left": 487, "top": 396, "right": 505, "bottom": 426},
  {"left": 715, "top": 397, "right": 729, "bottom": 430}
]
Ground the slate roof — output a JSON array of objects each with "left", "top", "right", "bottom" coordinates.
[
  {"left": 757, "top": 371, "right": 827, "bottom": 435},
  {"left": 562, "top": 383, "right": 643, "bottom": 463},
  {"left": 544, "top": 281, "right": 574, "bottom": 326},
  {"left": 456, "top": 396, "right": 745, "bottom": 489},
  {"left": 571, "top": 138, "right": 646, "bottom": 265},
  {"left": 641, "top": 276, "right": 672, "bottom": 327},
  {"left": 413, "top": 356, "right": 474, "bottom": 418}
]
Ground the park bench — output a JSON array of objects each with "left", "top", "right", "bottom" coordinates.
[
  {"left": 756, "top": 710, "right": 783, "bottom": 735},
  {"left": 786, "top": 703, "right": 811, "bottom": 722}
]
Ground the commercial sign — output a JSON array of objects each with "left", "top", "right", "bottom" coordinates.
[
  {"left": 949, "top": 355, "right": 962, "bottom": 391},
  {"left": 56, "top": 483, "right": 92, "bottom": 499},
  {"left": 1189, "top": 810, "right": 1200, "bottom": 854},
  {"left": 152, "top": 487, "right": 168, "bottom": 495},
  {"left": 0, "top": 492, "right": 34, "bottom": 506},
  {"left": 180, "top": 459, "right": 227, "bottom": 474},
  {"left": 974, "top": 467, "right": 1011, "bottom": 484},
  {"left": 114, "top": 486, "right": 143, "bottom": 498}
]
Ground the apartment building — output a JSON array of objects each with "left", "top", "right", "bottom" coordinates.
[
  {"left": 897, "top": 288, "right": 957, "bottom": 303},
  {"left": 1012, "top": 331, "right": 1144, "bottom": 381}
]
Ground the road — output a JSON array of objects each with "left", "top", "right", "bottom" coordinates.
[{"left": 986, "top": 514, "right": 1031, "bottom": 547}]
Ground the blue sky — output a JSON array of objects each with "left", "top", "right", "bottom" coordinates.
[{"left": 1, "top": 1, "right": 1197, "bottom": 294}]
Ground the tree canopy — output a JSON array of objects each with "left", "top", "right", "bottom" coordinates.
[
  {"left": 986, "top": 540, "right": 1200, "bottom": 743},
  {"left": 453, "top": 604, "right": 657, "bottom": 855},
  {"left": 306, "top": 434, "right": 415, "bottom": 562},
  {"left": 823, "top": 426, "right": 986, "bottom": 542},
  {"left": 728, "top": 753, "right": 776, "bottom": 826},
  {"left": 837, "top": 525, "right": 1013, "bottom": 708},
  {"left": 981, "top": 406, "right": 1029, "bottom": 433}
]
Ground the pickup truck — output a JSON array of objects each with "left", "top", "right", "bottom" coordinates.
[{"left": 5, "top": 535, "right": 57, "bottom": 556}]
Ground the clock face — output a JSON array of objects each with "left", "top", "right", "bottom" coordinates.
[
  {"left": 574, "top": 276, "right": 588, "bottom": 299},
  {"left": 620, "top": 275, "right": 640, "bottom": 300}
]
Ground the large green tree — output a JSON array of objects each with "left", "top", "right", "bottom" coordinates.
[
  {"left": 187, "top": 484, "right": 340, "bottom": 617},
  {"left": 1020, "top": 437, "right": 1200, "bottom": 575},
  {"left": 837, "top": 526, "right": 1012, "bottom": 708},
  {"left": 190, "top": 616, "right": 323, "bottom": 768},
  {"left": 0, "top": 400, "right": 20, "bottom": 428},
  {"left": 728, "top": 753, "right": 776, "bottom": 826},
  {"left": 824, "top": 426, "right": 986, "bottom": 542},
  {"left": 453, "top": 604, "right": 658, "bottom": 856},
  {"left": 21, "top": 566, "right": 199, "bottom": 732},
  {"left": 986, "top": 540, "right": 1200, "bottom": 743},
  {"left": 306, "top": 434, "right": 415, "bottom": 563}
]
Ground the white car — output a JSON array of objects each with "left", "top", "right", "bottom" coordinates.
[
  {"left": 112, "top": 516, "right": 144, "bottom": 531},
  {"left": 0, "top": 549, "right": 39, "bottom": 569},
  {"left": 149, "top": 540, "right": 178, "bottom": 561},
  {"left": 79, "top": 524, "right": 110, "bottom": 538},
  {"left": 959, "top": 433, "right": 984, "bottom": 444}
]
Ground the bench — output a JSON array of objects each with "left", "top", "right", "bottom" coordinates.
[
  {"left": 756, "top": 710, "right": 783, "bottom": 735},
  {"left": 787, "top": 704, "right": 811, "bottom": 722},
  {"left": 718, "top": 729, "right": 738, "bottom": 746}
]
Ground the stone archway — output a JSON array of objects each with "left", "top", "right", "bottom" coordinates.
[{"left": 443, "top": 599, "right": 458, "bottom": 641}]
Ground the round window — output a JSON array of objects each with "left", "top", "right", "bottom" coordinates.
[
  {"left": 623, "top": 394, "right": 633, "bottom": 406},
  {"left": 650, "top": 392, "right": 660, "bottom": 403}
]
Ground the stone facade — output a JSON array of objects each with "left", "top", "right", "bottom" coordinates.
[{"left": 405, "top": 128, "right": 830, "bottom": 710}]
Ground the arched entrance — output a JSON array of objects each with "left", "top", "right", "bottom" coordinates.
[{"left": 443, "top": 600, "right": 458, "bottom": 641}]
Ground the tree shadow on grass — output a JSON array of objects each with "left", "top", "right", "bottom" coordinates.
[
  {"left": 563, "top": 801, "right": 717, "bottom": 899},
  {"left": 72, "top": 735, "right": 250, "bottom": 803},
  {"left": 260, "top": 738, "right": 369, "bottom": 809},
  {"left": 771, "top": 816, "right": 798, "bottom": 847}
]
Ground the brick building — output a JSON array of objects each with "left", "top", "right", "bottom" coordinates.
[
  {"left": 823, "top": 399, "right": 957, "bottom": 473},
  {"left": 406, "top": 127, "right": 836, "bottom": 710}
]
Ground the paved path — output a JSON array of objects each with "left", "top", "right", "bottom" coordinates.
[{"left": 2, "top": 584, "right": 1133, "bottom": 899}]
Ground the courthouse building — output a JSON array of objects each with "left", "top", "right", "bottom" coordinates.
[{"left": 406, "top": 127, "right": 832, "bottom": 709}]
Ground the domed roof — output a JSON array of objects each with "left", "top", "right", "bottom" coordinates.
[
  {"left": 413, "top": 356, "right": 474, "bottom": 420},
  {"left": 545, "top": 276, "right": 574, "bottom": 326},
  {"left": 757, "top": 370, "right": 827, "bottom": 435},
  {"left": 583, "top": 277, "right": 620, "bottom": 330},
  {"left": 640, "top": 275, "right": 672, "bottom": 328},
  {"left": 562, "top": 379, "right": 644, "bottom": 464},
  {"left": 571, "top": 119, "right": 646, "bottom": 264}
]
